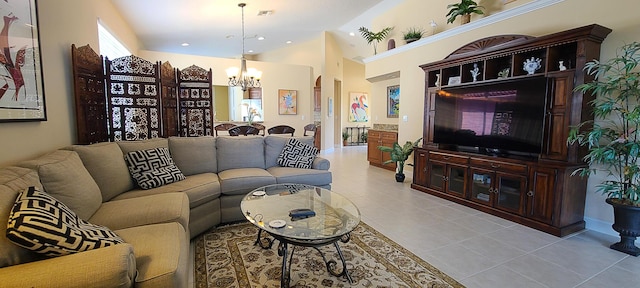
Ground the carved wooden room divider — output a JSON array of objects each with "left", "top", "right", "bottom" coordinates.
[
  {"left": 177, "top": 65, "right": 213, "bottom": 137},
  {"left": 71, "top": 44, "right": 214, "bottom": 144}
]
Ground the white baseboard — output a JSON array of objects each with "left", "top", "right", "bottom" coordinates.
[{"left": 584, "top": 217, "right": 617, "bottom": 237}]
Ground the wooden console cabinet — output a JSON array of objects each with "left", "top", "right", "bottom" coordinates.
[
  {"left": 367, "top": 130, "right": 397, "bottom": 171},
  {"left": 412, "top": 24, "right": 611, "bottom": 236}
]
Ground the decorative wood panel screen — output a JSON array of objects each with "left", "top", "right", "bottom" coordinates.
[
  {"left": 71, "top": 44, "right": 215, "bottom": 142},
  {"left": 71, "top": 44, "right": 108, "bottom": 144},
  {"left": 105, "top": 55, "right": 161, "bottom": 141},
  {"left": 160, "top": 62, "right": 179, "bottom": 137},
  {"left": 177, "top": 65, "right": 213, "bottom": 136}
]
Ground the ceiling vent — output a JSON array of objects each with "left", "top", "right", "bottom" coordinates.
[{"left": 257, "top": 10, "right": 274, "bottom": 16}]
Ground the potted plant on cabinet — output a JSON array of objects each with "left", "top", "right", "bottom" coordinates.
[
  {"left": 402, "top": 27, "right": 425, "bottom": 44},
  {"left": 378, "top": 138, "right": 422, "bottom": 182},
  {"left": 445, "top": 0, "right": 484, "bottom": 24},
  {"left": 567, "top": 42, "right": 640, "bottom": 256},
  {"left": 358, "top": 26, "right": 393, "bottom": 55}
]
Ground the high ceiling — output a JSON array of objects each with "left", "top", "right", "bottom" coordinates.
[{"left": 110, "top": 0, "right": 402, "bottom": 61}]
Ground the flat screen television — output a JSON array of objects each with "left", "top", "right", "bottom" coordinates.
[{"left": 433, "top": 77, "right": 548, "bottom": 158}]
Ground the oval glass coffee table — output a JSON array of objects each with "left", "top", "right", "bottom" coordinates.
[{"left": 241, "top": 184, "right": 360, "bottom": 288}]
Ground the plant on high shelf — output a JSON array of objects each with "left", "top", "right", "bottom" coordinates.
[
  {"left": 445, "top": 0, "right": 484, "bottom": 25},
  {"left": 342, "top": 130, "right": 350, "bottom": 146},
  {"left": 378, "top": 138, "right": 422, "bottom": 182},
  {"left": 567, "top": 42, "right": 640, "bottom": 256},
  {"left": 402, "top": 27, "right": 425, "bottom": 43},
  {"left": 358, "top": 26, "right": 393, "bottom": 55}
]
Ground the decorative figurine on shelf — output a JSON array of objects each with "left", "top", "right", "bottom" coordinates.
[
  {"left": 435, "top": 74, "right": 441, "bottom": 87},
  {"left": 470, "top": 63, "right": 480, "bottom": 82},
  {"left": 523, "top": 57, "right": 542, "bottom": 75},
  {"left": 498, "top": 68, "right": 510, "bottom": 79},
  {"left": 559, "top": 60, "right": 567, "bottom": 71}
]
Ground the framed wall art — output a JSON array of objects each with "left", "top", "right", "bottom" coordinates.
[
  {"left": 349, "top": 92, "right": 368, "bottom": 122},
  {"left": 0, "top": 0, "right": 46, "bottom": 122},
  {"left": 387, "top": 85, "right": 399, "bottom": 118},
  {"left": 278, "top": 89, "right": 297, "bottom": 115}
]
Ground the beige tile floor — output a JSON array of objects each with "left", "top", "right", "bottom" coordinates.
[{"left": 189, "top": 146, "right": 640, "bottom": 288}]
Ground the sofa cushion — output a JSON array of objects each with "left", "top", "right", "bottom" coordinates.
[
  {"left": 267, "top": 167, "right": 333, "bottom": 186},
  {"left": 0, "top": 167, "right": 44, "bottom": 268},
  {"left": 265, "top": 135, "right": 315, "bottom": 168},
  {"left": 277, "top": 138, "right": 319, "bottom": 169},
  {"left": 18, "top": 150, "right": 102, "bottom": 220},
  {"left": 111, "top": 173, "right": 220, "bottom": 209},
  {"left": 216, "top": 136, "right": 265, "bottom": 171},
  {"left": 117, "top": 137, "right": 168, "bottom": 155},
  {"left": 168, "top": 136, "right": 217, "bottom": 175},
  {"left": 124, "top": 147, "right": 186, "bottom": 189},
  {"left": 115, "top": 222, "right": 188, "bottom": 288},
  {"left": 6, "top": 187, "right": 124, "bottom": 257},
  {"left": 89, "top": 192, "right": 190, "bottom": 231},
  {"left": 217, "top": 168, "right": 276, "bottom": 195},
  {"left": 69, "top": 142, "right": 135, "bottom": 201}
]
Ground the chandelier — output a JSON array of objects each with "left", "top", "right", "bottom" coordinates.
[{"left": 226, "top": 3, "right": 262, "bottom": 92}]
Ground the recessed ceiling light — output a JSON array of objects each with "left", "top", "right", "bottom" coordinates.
[
  {"left": 258, "top": 36, "right": 265, "bottom": 40},
  {"left": 286, "top": 40, "right": 292, "bottom": 44},
  {"left": 226, "top": 35, "right": 234, "bottom": 39},
  {"left": 349, "top": 32, "right": 355, "bottom": 37},
  {"left": 181, "top": 42, "right": 189, "bottom": 46},
  {"left": 257, "top": 10, "right": 274, "bottom": 16},
  {"left": 248, "top": 49, "right": 254, "bottom": 53}
]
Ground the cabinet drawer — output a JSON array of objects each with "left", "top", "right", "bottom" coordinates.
[
  {"left": 469, "top": 158, "right": 527, "bottom": 174},
  {"left": 368, "top": 130, "right": 382, "bottom": 138},
  {"left": 429, "top": 151, "right": 468, "bottom": 165},
  {"left": 381, "top": 132, "right": 397, "bottom": 141}
]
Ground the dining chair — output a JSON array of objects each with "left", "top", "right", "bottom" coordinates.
[
  {"left": 267, "top": 125, "right": 295, "bottom": 136},
  {"left": 214, "top": 123, "right": 237, "bottom": 136},
  {"left": 228, "top": 125, "right": 260, "bottom": 136}
]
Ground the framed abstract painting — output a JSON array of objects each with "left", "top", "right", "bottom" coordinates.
[
  {"left": 278, "top": 89, "right": 297, "bottom": 115},
  {"left": 0, "top": 0, "right": 47, "bottom": 122},
  {"left": 349, "top": 92, "right": 368, "bottom": 122},
  {"left": 387, "top": 85, "right": 399, "bottom": 118}
]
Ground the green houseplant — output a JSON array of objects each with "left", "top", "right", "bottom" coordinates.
[
  {"left": 378, "top": 138, "right": 422, "bottom": 182},
  {"left": 446, "top": 0, "right": 484, "bottom": 24},
  {"left": 358, "top": 26, "right": 393, "bottom": 55},
  {"left": 342, "top": 130, "right": 350, "bottom": 146},
  {"left": 402, "top": 27, "right": 425, "bottom": 43},
  {"left": 567, "top": 42, "right": 640, "bottom": 256}
]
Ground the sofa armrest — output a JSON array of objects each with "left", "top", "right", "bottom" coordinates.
[
  {"left": 312, "top": 156, "right": 330, "bottom": 170},
  {"left": 0, "top": 244, "right": 136, "bottom": 288}
]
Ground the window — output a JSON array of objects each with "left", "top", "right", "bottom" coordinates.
[{"left": 97, "top": 21, "right": 130, "bottom": 59}]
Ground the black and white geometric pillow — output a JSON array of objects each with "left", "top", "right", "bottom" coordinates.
[
  {"left": 124, "top": 147, "right": 186, "bottom": 189},
  {"left": 6, "top": 186, "right": 124, "bottom": 257},
  {"left": 277, "top": 138, "right": 319, "bottom": 169}
]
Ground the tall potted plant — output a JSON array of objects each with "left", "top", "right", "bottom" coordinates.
[
  {"left": 358, "top": 26, "right": 393, "bottom": 55},
  {"left": 567, "top": 42, "right": 640, "bottom": 256},
  {"left": 378, "top": 138, "right": 422, "bottom": 182},
  {"left": 446, "top": 0, "right": 484, "bottom": 24}
]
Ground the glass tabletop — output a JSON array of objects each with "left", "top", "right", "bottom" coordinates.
[{"left": 241, "top": 184, "right": 361, "bottom": 241}]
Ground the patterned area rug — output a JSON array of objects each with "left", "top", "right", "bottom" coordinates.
[{"left": 194, "top": 222, "right": 464, "bottom": 288}]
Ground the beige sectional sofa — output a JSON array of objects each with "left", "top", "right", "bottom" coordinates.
[{"left": 0, "top": 135, "right": 331, "bottom": 288}]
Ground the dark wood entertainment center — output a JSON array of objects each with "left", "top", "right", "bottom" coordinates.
[{"left": 411, "top": 24, "right": 612, "bottom": 236}]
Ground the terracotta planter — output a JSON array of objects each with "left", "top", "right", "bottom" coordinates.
[
  {"left": 607, "top": 198, "right": 640, "bottom": 256},
  {"left": 461, "top": 14, "right": 471, "bottom": 25}
]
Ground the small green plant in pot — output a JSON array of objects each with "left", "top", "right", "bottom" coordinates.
[
  {"left": 378, "top": 138, "right": 422, "bottom": 182},
  {"left": 402, "top": 27, "right": 425, "bottom": 43},
  {"left": 342, "top": 130, "right": 350, "bottom": 146},
  {"left": 567, "top": 42, "right": 640, "bottom": 256},
  {"left": 446, "top": 0, "right": 484, "bottom": 24}
]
